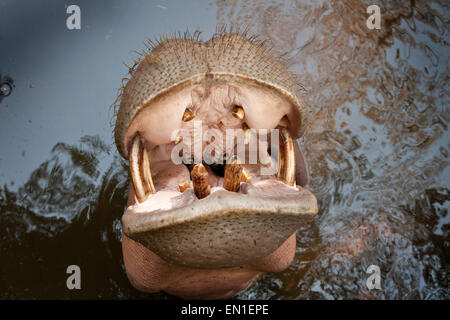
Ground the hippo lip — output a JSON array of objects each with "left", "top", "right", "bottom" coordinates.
[
  {"left": 114, "top": 32, "right": 318, "bottom": 269},
  {"left": 123, "top": 183, "right": 317, "bottom": 269}
]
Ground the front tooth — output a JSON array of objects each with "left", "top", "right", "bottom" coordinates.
[
  {"left": 182, "top": 108, "right": 195, "bottom": 122},
  {"left": 277, "top": 128, "right": 296, "bottom": 186},
  {"left": 191, "top": 164, "right": 211, "bottom": 199},
  {"left": 129, "top": 134, "right": 156, "bottom": 202},
  {"left": 232, "top": 106, "right": 245, "bottom": 120},
  {"left": 141, "top": 143, "right": 156, "bottom": 195},
  {"left": 223, "top": 158, "right": 243, "bottom": 192}
]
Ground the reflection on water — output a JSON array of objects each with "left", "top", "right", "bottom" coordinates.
[
  {"left": 1, "top": 0, "right": 449, "bottom": 299},
  {"left": 0, "top": 136, "right": 165, "bottom": 298},
  {"left": 217, "top": 0, "right": 449, "bottom": 299}
]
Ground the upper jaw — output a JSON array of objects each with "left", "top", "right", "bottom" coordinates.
[{"left": 113, "top": 32, "right": 308, "bottom": 159}]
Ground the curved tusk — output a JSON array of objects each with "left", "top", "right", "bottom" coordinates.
[
  {"left": 277, "top": 128, "right": 296, "bottom": 186},
  {"left": 129, "top": 134, "right": 156, "bottom": 202}
]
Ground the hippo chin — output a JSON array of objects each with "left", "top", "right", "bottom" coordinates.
[{"left": 113, "top": 30, "right": 318, "bottom": 299}]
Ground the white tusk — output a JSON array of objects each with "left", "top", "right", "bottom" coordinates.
[
  {"left": 129, "top": 134, "right": 156, "bottom": 202},
  {"left": 277, "top": 128, "right": 296, "bottom": 186}
]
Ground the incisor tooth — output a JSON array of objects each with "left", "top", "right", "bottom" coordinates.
[
  {"left": 182, "top": 108, "right": 195, "bottom": 122},
  {"left": 191, "top": 164, "right": 211, "bottom": 199},
  {"left": 277, "top": 128, "right": 296, "bottom": 186},
  {"left": 223, "top": 158, "right": 243, "bottom": 192},
  {"left": 129, "top": 134, "right": 156, "bottom": 202},
  {"left": 178, "top": 180, "right": 190, "bottom": 192},
  {"left": 232, "top": 106, "right": 245, "bottom": 120}
]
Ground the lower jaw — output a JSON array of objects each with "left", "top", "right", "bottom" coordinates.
[
  {"left": 122, "top": 231, "right": 267, "bottom": 299},
  {"left": 163, "top": 271, "right": 259, "bottom": 300},
  {"left": 122, "top": 180, "right": 317, "bottom": 269}
]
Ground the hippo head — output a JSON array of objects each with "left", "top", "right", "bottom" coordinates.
[{"left": 113, "top": 31, "right": 318, "bottom": 299}]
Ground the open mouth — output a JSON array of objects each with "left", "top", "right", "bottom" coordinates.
[{"left": 115, "top": 33, "right": 318, "bottom": 269}]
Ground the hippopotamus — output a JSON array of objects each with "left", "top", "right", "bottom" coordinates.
[{"left": 113, "top": 30, "right": 318, "bottom": 299}]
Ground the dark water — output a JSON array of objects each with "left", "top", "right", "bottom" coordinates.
[{"left": 1, "top": 0, "right": 449, "bottom": 299}]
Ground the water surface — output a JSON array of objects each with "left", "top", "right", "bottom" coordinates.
[{"left": 0, "top": 0, "right": 448, "bottom": 299}]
